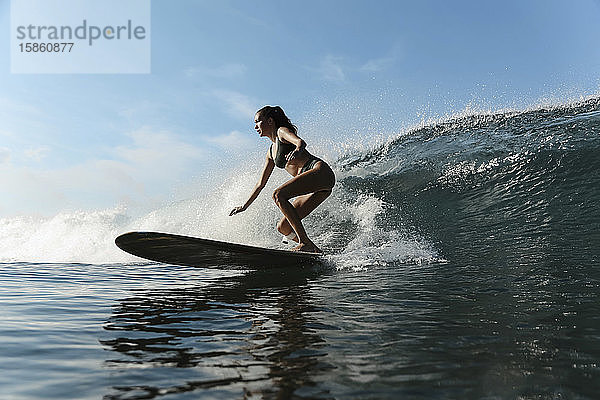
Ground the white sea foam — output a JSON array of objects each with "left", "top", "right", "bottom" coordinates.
[
  {"left": 324, "top": 194, "right": 442, "bottom": 271},
  {"left": 0, "top": 162, "right": 441, "bottom": 268},
  {"left": 0, "top": 207, "right": 132, "bottom": 263}
]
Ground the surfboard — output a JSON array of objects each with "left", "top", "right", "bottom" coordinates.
[{"left": 115, "top": 231, "right": 323, "bottom": 269}]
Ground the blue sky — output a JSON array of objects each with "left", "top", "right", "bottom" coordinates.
[{"left": 1, "top": 0, "right": 600, "bottom": 217}]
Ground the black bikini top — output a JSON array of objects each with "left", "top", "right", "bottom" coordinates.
[{"left": 270, "top": 137, "right": 296, "bottom": 168}]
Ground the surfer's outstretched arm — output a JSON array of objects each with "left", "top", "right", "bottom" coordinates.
[{"left": 230, "top": 153, "right": 275, "bottom": 216}]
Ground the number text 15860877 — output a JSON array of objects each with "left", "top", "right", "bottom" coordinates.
[{"left": 19, "top": 43, "right": 74, "bottom": 52}]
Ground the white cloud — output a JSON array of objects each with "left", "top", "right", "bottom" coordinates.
[
  {"left": 313, "top": 55, "right": 346, "bottom": 82},
  {"left": 212, "top": 90, "right": 258, "bottom": 119},
  {"left": 360, "top": 44, "right": 402, "bottom": 73},
  {"left": 206, "top": 130, "right": 255, "bottom": 151},
  {"left": 0, "top": 129, "right": 17, "bottom": 138},
  {"left": 0, "top": 97, "right": 44, "bottom": 119},
  {"left": 185, "top": 63, "right": 247, "bottom": 80},
  {"left": 113, "top": 127, "right": 206, "bottom": 178},
  {"left": 0, "top": 159, "right": 137, "bottom": 216},
  {"left": 24, "top": 146, "right": 50, "bottom": 162},
  {"left": 0, "top": 148, "right": 10, "bottom": 164},
  {"left": 0, "top": 127, "right": 208, "bottom": 216},
  {"left": 117, "top": 100, "right": 168, "bottom": 121},
  {"left": 360, "top": 56, "right": 395, "bottom": 72}
]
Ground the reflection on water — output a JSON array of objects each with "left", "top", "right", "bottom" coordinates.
[
  {"left": 100, "top": 256, "right": 600, "bottom": 399},
  {"left": 2, "top": 259, "right": 600, "bottom": 399},
  {"left": 102, "top": 268, "right": 334, "bottom": 399}
]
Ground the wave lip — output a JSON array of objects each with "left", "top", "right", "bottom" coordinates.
[{"left": 335, "top": 96, "right": 600, "bottom": 266}]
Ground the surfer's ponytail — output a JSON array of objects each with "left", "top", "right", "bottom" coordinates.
[{"left": 257, "top": 105, "right": 298, "bottom": 134}]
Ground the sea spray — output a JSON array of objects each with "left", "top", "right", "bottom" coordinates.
[
  {"left": 2, "top": 96, "right": 598, "bottom": 268},
  {"left": 0, "top": 207, "right": 131, "bottom": 263}
]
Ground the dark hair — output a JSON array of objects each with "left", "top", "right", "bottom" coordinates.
[{"left": 256, "top": 105, "right": 297, "bottom": 134}]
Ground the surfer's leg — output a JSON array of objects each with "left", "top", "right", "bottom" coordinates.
[
  {"left": 276, "top": 190, "right": 332, "bottom": 240},
  {"left": 272, "top": 163, "right": 335, "bottom": 252}
]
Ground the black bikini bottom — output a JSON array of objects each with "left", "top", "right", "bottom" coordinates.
[{"left": 300, "top": 156, "right": 322, "bottom": 174}]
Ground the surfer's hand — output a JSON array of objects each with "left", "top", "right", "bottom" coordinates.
[{"left": 229, "top": 206, "right": 245, "bottom": 216}]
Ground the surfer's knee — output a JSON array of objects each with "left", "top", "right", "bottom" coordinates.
[{"left": 272, "top": 188, "right": 287, "bottom": 205}]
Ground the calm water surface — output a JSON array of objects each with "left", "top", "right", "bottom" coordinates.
[{"left": 1, "top": 258, "right": 599, "bottom": 399}]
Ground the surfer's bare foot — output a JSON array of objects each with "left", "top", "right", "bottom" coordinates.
[{"left": 292, "top": 242, "right": 322, "bottom": 253}]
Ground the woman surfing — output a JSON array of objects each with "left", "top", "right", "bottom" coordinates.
[{"left": 229, "top": 106, "right": 335, "bottom": 253}]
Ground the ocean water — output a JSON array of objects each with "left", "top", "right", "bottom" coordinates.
[{"left": 1, "top": 97, "right": 600, "bottom": 399}]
